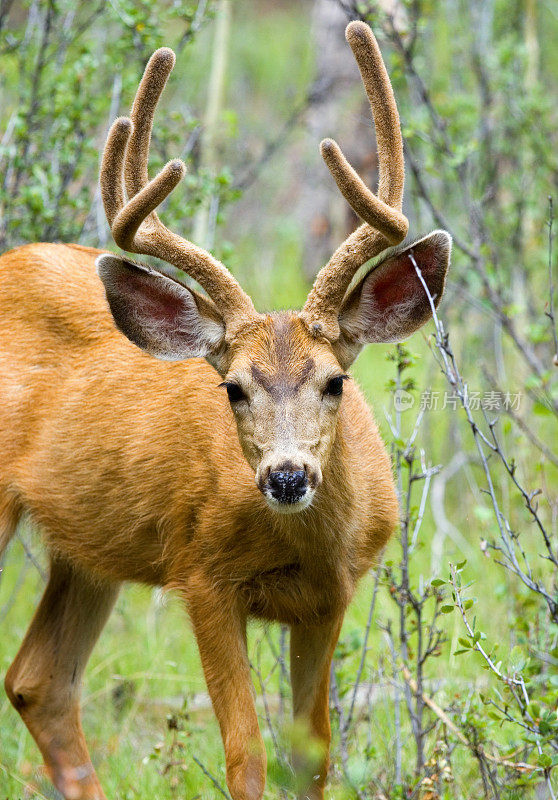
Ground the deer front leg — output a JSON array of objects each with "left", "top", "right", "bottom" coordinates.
[
  {"left": 185, "top": 572, "right": 266, "bottom": 800},
  {"left": 290, "top": 616, "right": 344, "bottom": 800},
  {"left": 4, "top": 556, "right": 120, "bottom": 800}
]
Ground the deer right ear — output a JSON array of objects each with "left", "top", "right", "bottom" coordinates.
[
  {"left": 333, "top": 231, "right": 451, "bottom": 367},
  {"left": 96, "top": 254, "right": 227, "bottom": 370}
]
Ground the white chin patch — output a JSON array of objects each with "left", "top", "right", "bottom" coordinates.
[{"left": 263, "top": 491, "right": 314, "bottom": 515}]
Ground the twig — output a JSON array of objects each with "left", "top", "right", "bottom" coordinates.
[
  {"left": 401, "top": 667, "right": 536, "bottom": 773},
  {"left": 17, "top": 531, "right": 46, "bottom": 581},
  {"left": 450, "top": 565, "right": 522, "bottom": 687},
  {"left": 546, "top": 196, "right": 558, "bottom": 364},
  {"left": 191, "top": 755, "right": 231, "bottom": 799},
  {"left": 329, "top": 665, "right": 365, "bottom": 800},
  {"left": 0, "top": 558, "right": 30, "bottom": 623},
  {"left": 404, "top": 142, "right": 477, "bottom": 260},
  {"left": 250, "top": 635, "right": 288, "bottom": 772},
  {"left": 409, "top": 250, "right": 558, "bottom": 620},
  {"left": 345, "top": 568, "right": 380, "bottom": 731}
]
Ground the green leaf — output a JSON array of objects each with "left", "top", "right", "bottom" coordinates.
[
  {"left": 533, "top": 401, "right": 552, "bottom": 416},
  {"left": 508, "top": 645, "right": 528, "bottom": 673},
  {"left": 527, "top": 702, "right": 541, "bottom": 720},
  {"left": 441, "top": 605, "right": 454, "bottom": 614}
]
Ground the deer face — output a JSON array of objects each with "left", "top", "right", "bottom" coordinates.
[
  {"left": 222, "top": 313, "right": 346, "bottom": 513},
  {"left": 96, "top": 23, "right": 453, "bottom": 516},
  {"left": 97, "top": 232, "right": 451, "bottom": 514}
]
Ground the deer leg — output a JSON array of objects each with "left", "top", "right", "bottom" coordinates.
[
  {"left": 4, "top": 555, "right": 120, "bottom": 800},
  {"left": 0, "top": 488, "right": 20, "bottom": 559},
  {"left": 184, "top": 573, "right": 266, "bottom": 800},
  {"left": 290, "top": 616, "right": 344, "bottom": 800}
]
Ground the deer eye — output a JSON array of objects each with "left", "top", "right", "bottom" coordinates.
[
  {"left": 220, "top": 382, "right": 247, "bottom": 404},
  {"left": 324, "top": 375, "right": 347, "bottom": 397}
]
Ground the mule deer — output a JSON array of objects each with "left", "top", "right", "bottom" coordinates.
[{"left": 0, "top": 21, "right": 450, "bottom": 800}]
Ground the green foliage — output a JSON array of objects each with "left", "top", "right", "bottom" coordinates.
[
  {"left": 0, "top": 0, "right": 220, "bottom": 251},
  {"left": 0, "top": 1, "right": 557, "bottom": 799}
]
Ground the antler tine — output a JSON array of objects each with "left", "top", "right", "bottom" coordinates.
[
  {"left": 320, "top": 138, "right": 407, "bottom": 243},
  {"left": 343, "top": 22, "right": 405, "bottom": 217},
  {"left": 302, "top": 22, "right": 409, "bottom": 340},
  {"left": 125, "top": 47, "right": 175, "bottom": 200},
  {"left": 99, "top": 48, "right": 258, "bottom": 333},
  {"left": 111, "top": 158, "right": 185, "bottom": 250},
  {"left": 100, "top": 117, "right": 132, "bottom": 228},
  {"left": 100, "top": 113, "right": 185, "bottom": 249}
]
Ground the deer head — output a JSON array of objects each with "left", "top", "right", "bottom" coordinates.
[{"left": 96, "top": 23, "right": 451, "bottom": 514}]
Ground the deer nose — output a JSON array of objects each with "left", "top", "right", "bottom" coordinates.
[{"left": 267, "top": 469, "right": 308, "bottom": 503}]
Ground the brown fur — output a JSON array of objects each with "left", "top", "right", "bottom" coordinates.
[
  {"left": 0, "top": 243, "right": 398, "bottom": 800},
  {"left": 0, "top": 20, "right": 452, "bottom": 800}
]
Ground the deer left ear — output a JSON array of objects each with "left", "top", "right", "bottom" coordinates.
[
  {"left": 334, "top": 230, "right": 451, "bottom": 366},
  {"left": 95, "top": 254, "right": 227, "bottom": 371}
]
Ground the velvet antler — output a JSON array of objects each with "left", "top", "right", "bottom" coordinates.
[
  {"left": 100, "top": 48, "right": 258, "bottom": 334},
  {"left": 301, "top": 22, "right": 409, "bottom": 340}
]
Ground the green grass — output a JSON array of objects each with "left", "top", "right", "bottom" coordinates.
[
  {"left": 0, "top": 489, "right": 548, "bottom": 799},
  {"left": 1, "top": 1, "right": 556, "bottom": 797}
]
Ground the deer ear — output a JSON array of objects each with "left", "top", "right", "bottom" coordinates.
[
  {"left": 333, "top": 230, "right": 451, "bottom": 366},
  {"left": 96, "top": 254, "right": 226, "bottom": 367}
]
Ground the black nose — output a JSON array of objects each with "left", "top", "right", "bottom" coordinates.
[{"left": 267, "top": 469, "right": 308, "bottom": 503}]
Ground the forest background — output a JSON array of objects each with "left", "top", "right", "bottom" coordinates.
[{"left": 0, "top": 1, "right": 557, "bottom": 798}]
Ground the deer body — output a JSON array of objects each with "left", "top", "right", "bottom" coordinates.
[
  {"left": 1, "top": 242, "right": 396, "bottom": 596},
  {"left": 1, "top": 23, "right": 451, "bottom": 800}
]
